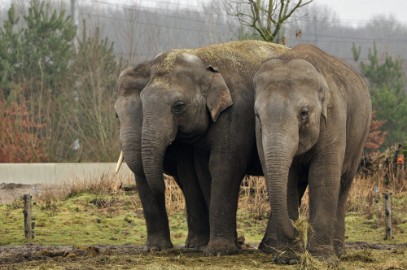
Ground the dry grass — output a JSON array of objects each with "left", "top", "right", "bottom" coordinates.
[
  {"left": 35, "top": 170, "right": 405, "bottom": 216},
  {"left": 348, "top": 166, "right": 406, "bottom": 215},
  {"left": 239, "top": 176, "right": 269, "bottom": 218},
  {"left": 163, "top": 175, "right": 186, "bottom": 212},
  {"left": 36, "top": 174, "right": 187, "bottom": 212},
  {"left": 36, "top": 174, "right": 126, "bottom": 208}
]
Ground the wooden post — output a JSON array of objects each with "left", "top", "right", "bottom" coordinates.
[
  {"left": 383, "top": 192, "right": 393, "bottom": 240},
  {"left": 23, "top": 194, "right": 33, "bottom": 240}
]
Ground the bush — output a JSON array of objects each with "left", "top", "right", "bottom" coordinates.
[
  {"left": 0, "top": 95, "right": 47, "bottom": 162},
  {"left": 0, "top": 1, "right": 124, "bottom": 162}
]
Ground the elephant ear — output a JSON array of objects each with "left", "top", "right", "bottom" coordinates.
[
  {"left": 206, "top": 65, "right": 233, "bottom": 122},
  {"left": 118, "top": 62, "right": 151, "bottom": 95},
  {"left": 318, "top": 75, "right": 331, "bottom": 121}
]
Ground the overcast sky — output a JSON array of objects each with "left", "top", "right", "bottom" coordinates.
[
  {"left": 1, "top": 0, "right": 406, "bottom": 27},
  {"left": 316, "top": 0, "right": 407, "bottom": 26},
  {"left": 132, "top": 0, "right": 407, "bottom": 27}
]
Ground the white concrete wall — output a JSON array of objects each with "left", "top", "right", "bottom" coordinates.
[{"left": 0, "top": 163, "right": 134, "bottom": 185}]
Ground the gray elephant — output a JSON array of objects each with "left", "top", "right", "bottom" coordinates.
[
  {"left": 117, "top": 40, "right": 288, "bottom": 256},
  {"left": 115, "top": 62, "right": 209, "bottom": 251},
  {"left": 253, "top": 44, "right": 371, "bottom": 262}
]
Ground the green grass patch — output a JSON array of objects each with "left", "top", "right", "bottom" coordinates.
[
  {"left": 0, "top": 192, "right": 147, "bottom": 246},
  {"left": 1, "top": 191, "right": 407, "bottom": 246},
  {"left": 345, "top": 192, "right": 407, "bottom": 244},
  {"left": 0, "top": 192, "right": 270, "bottom": 247}
]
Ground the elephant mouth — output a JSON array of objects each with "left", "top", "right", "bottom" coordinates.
[{"left": 176, "top": 131, "right": 202, "bottom": 144}]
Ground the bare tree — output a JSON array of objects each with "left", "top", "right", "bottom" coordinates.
[{"left": 225, "top": 0, "right": 313, "bottom": 43}]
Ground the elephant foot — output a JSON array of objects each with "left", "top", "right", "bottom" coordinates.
[
  {"left": 308, "top": 244, "right": 339, "bottom": 264},
  {"left": 334, "top": 238, "right": 346, "bottom": 258},
  {"left": 259, "top": 237, "right": 303, "bottom": 265},
  {"left": 185, "top": 232, "right": 209, "bottom": 251},
  {"left": 144, "top": 235, "right": 173, "bottom": 252},
  {"left": 203, "top": 238, "right": 239, "bottom": 256},
  {"left": 258, "top": 238, "right": 277, "bottom": 254},
  {"left": 237, "top": 235, "right": 245, "bottom": 249},
  {"left": 273, "top": 251, "right": 301, "bottom": 265}
]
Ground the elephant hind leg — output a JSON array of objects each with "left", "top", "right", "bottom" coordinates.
[
  {"left": 334, "top": 173, "right": 353, "bottom": 257},
  {"left": 175, "top": 146, "right": 210, "bottom": 251},
  {"left": 204, "top": 154, "right": 244, "bottom": 256}
]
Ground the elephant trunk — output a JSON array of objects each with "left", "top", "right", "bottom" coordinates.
[
  {"left": 141, "top": 112, "right": 175, "bottom": 195},
  {"left": 116, "top": 93, "right": 144, "bottom": 177},
  {"left": 121, "top": 127, "right": 143, "bottom": 176},
  {"left": 263, "top": 130, "right": 298, "bottom": 241}
]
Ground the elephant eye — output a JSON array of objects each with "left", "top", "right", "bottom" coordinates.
[
  {"left": 172, "top": 100, "right": 186, "bottom": 115},
  {"left": 299, "top": 107, "right": 309, "bottom": 120}
]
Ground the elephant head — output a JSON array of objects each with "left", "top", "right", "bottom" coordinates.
[
  {"left": 253, "top": 58, "right": 331, "bottom": 241},
  {"left": 140, "top": 51, "right": 233, "bottom": 194},
  {"left": 114, "top": 62, "right": 151, "bottom": 176}
]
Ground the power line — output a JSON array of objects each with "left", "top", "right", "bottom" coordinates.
[
  {"left": 73, "top": 0, "right": 407, "bottom": 55},
  {"left": 83, "top": 1, "right": 232, "bottom": 31},
  {"left": 80, "top": 9, "right": 407, "bottom": 45},
  {"left": 298, "top": 33, "right": 407, "bottom": 44},
  {"left": 92, "top": 0, "right": 207, "bottom": 11},
  {"left": 89, "top": 0, "right": 407, "bottom": 28},
  {"left": 80, "top": 11, "right": 234, "bottom": 36}
]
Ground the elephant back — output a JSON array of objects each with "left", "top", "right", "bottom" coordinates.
[
  {"left": 194, "top": 40, "right": 288, "bottom": 72},
  {"left": 156, "top": 40, "right": 289, "bottom": 78},
  {"left": 277, "top": 44, "right": 368, "bottom": 96}
]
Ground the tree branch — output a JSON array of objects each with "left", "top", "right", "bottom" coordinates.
[{"left": 227, "top": 0, "right": 313, "bottom": 43}]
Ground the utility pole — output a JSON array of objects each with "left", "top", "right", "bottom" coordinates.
[
  {"left": 71, "top": 0, "right": 78, "bottom": 51},
  {"left": 313, "top": 15, "right": 318, "bottom": 46}
]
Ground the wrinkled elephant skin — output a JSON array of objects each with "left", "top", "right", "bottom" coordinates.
[
  {"left": 253, "top": 44, "right": 372, "bottom": 263},
  {"left": 122, "top": 41, "right": 287, "bottom": 255},
  {"left": 115, "top": 63, "right": 209, "bottom": 252}
]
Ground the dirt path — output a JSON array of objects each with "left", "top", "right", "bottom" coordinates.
[
  {"left": 0, "top": 244, "right": 145, "bottom": 264},
  {"left": 0, "top": 183, "right": 46, "bottom": 204}
]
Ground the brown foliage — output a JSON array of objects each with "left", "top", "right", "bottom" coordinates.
[
  {"left": 365, "top": 112, "right": 387, "bottom": 152},
  {"left": 0, "top": 96, "right": 48, "bottom": 162}
]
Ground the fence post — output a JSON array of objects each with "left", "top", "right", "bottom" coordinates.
[
  {"left": 383, "top": 192, "right": 393, "bottom": 240},
  {"left": 23, "top": 194, "right": 33, "bottom": 239}
]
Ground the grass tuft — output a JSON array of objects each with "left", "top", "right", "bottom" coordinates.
[{"left": 297, "top": 251, "right": 325, "bottom": 270}]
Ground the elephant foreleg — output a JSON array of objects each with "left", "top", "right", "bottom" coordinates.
[
  {"left": 135, "top": 174, "right": 173, "bottom": 251},
  {"left": 307, "top": 159, "right": 341, "bottom": 260}
]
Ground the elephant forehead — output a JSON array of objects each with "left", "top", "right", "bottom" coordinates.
[
  {"left": 265, "top": 65, "right": 320, "bottom": 85},
  {"left": 270, "top": 77, "right": 321, "bottom": 92},
  {"left": 180, "top": 53, "right": 201, "bottom": 64},
  {"left": 148, "top": 77, "right": 172, "bottom": 90},
  {"left": 287, "top": 59, "right": 319, "bottom": 73},
  {"left": 157, "top": 49, "right": 195, "bottom": 70}
]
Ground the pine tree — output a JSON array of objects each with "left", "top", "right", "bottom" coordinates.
[{"left": 353, "top": 43, "right": 407, "bottom": 148}]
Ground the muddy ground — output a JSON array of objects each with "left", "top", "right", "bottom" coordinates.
[
  {"left": 0, "top": 183, "right": 46, "bottom": 204},
  {"left": 0, "top": 242, "right": 406, "bottom": 270}
]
